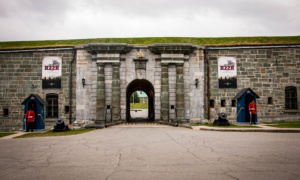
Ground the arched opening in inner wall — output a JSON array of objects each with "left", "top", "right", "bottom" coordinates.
[{"left": 126, "top": 79, "right": 154, "bottom": 122}]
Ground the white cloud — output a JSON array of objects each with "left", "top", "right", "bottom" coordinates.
[{"left": 0, "top": 0, "right": 299, "bottom": 41}]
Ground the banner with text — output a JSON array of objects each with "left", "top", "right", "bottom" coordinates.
[
  {"left": 42, "top": 56, "right": 62, "bottom": 89},
  {"left": 218, "top": 56, "right": 237, "bottom": 88}
]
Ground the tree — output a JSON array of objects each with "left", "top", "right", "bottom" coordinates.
[{"left": 130, "top": 92, "right": 140, "bottom": 104}]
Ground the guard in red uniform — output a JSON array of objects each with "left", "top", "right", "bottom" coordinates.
[
  {"left": 25, "top": 107, "right": 35, "bottom": 132},
  {"left": 248, "top": 99, "right": 257, "bottom": 125}
]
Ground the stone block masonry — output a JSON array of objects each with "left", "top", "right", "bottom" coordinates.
[
  {"left": 75, "top": 43, "right": 202, "bottom": 126},
  {"left": 112, "top": 63, "right": 121, "bottom": 121},
  {"left": 168, "top": 65, "right": 176, "bottom": 120},
  {"left": 96, "top": 63, "right": 105, "bottom": 125},
  {"left": 75, "top": 49, "right": 96, "bottom": 126},
  {"left": 176, "top": 63, "right": 185, "bottom": 121},
  {"left": 206, "top": 47, "right": 300, "bottom": 122},
  {"left": 160, "top": 64, "right": 169, "bottom": 122},
  {"left": 189, "top": 49, "right": 205, "bottom": 120},
  {"left": 0, "top": 50, "right": 76, "bottom": 130},
  {"left": 2, "top": 43, "right": 299, "bottom": 130}
]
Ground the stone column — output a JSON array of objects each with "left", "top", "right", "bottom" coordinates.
[
  {"left": 112, "top": 63, "right": 121, "bottom": 122},
  {"left": 96, "top": 63, "right": 105, "bottom": 125},
  {"left": 176, "top": 63, "right": 185, "bottom": 122},
  {"left": 161, "top": 63, "right": 169, "bottom": 122}
]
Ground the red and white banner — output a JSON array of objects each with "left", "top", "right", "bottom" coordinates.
[
  {"left": 42, "top": 56, "right": 62, "bottom": 89},
  {"left": 218, "top": 57, "right": 237, "bottom": 88}
]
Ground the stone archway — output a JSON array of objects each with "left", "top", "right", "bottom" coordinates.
[{"left": 126, "top": 79, "right": 154, "bottom": 122}]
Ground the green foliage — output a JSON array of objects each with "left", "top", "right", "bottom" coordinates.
[
  {"left": 263, "top": 121, "right": 300, "bottom": 128},
  {"left": 14, "top": 129, "right": 96, "bottom": 138},
  {"left": 1, "top": 36, "right": 300, "bottom": 49},
  {"left": 130, "top": 103, "right": 148, "bottom": 109},
  {"left": 130, "top": 92, "right": 140, "bottom": 103}
]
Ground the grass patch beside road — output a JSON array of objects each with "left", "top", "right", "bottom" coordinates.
[
  {"left": 0, "top": 133, "right": 15, "bottom": 138},
  {"left": 192, "top": 123, "right": 261, "bottom": 128},
  {"left": 263, "top": 121, "right": 300, "bottom": 128},
  {"left": 130, "top": 103, "right": 148, "bottom": 109},
  {"left": 14, "top": 129, "right": 96, "bottom": 138}
]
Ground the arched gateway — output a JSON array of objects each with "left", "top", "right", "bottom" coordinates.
[
  {"left": 126, "top": 79, "right": 155, "bottom": 122},
  {"left": 75, "top": 43, "right": 204, "bottom": 127}
]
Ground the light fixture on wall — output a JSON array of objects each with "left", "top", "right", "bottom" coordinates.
[
  {"left": 82, "top": 78, "right": 85, "bottom": 88},
  {"left": 195, "top": 78, "right": 199, "bottom": 88}
]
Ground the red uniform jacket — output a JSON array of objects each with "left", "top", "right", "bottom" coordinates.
[
  {"left": 248, "top": 102, "right": 257, "bottom": 114},
  {"left": 26, "top": 110, "right": 35, "bottom": 123}
]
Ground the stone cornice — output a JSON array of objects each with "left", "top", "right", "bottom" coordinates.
[
  {"left": 155, "top": 58, "right": 189, "bottom": 62},
  {"left": 148, "top": 43, "right": 198, "bottom": 55},
  {"left": 96, "top": 60, "right": 120, "bottom": 64},
  {"left": 133, "top": 59, "right": 148, "bottom": 62},
  {"left": 83, "top": 43, "right": 134, "bottom": 54}
]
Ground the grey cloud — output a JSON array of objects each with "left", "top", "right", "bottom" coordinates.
[
  {"left": 0, "top": 0, "right": 299, "bottom": 41},
  {"left": 0, "top": 0, "right": 69, "bottom": 17},
  {"left": 80, "top": 0, "right": 300, "bottom": 35}
]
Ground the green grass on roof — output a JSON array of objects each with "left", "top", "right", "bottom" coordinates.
[{"left": 0, "top": 36, "right": 300, "bottom": 49}]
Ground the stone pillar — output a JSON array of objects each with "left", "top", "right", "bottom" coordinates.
[
  {"left": 176, "top": 63, "right": 185, "bottom": 122},
  {"left": 96, "top": 63, "right": 105, "bottom": 125},
  {"left": 161, "top": 63, "right": 169, "bottom": 122},
  {"left": 112, "top": 63, "right": 121, "bottom": 122}
]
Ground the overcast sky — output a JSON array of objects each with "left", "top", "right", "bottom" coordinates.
[{"left": 0, "top": 0, "right": 299, "bottom": 41}]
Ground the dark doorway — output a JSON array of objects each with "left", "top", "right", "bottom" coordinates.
[
  {"left": 28, "top": 100, "right": 37, "bottom": 129},
  {"left": 126, "top": 79, "right": 154, "bottom": 122},
  {"left": 245, "top": 94, "right": 253, "bottom": 122}
]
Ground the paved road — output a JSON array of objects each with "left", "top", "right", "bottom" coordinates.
[
  {"left": 1, "top": 126, "right": 300, "bottom": 180},
  {"left": 130, "top": 109, "right": 148, "bottom": 118}
]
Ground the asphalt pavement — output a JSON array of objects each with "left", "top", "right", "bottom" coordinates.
[{"left": 1, "top": 125, "right": 300, "bottom": 180}]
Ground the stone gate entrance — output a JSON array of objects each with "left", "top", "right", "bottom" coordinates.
[
  {"left": 75, "top": 43, "right": 204, "bottom": 127},
  {"left": 126, "top": 79, "right": 154, "bottom": 122}
]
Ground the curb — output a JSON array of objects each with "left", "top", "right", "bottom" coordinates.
[
  {"left": 198, "top": 127, "right": 300, "bottom": 133},
  {"left": 0, "top": 131, "right": 27, "bottom": 139},
  {"left": 178, "top": 124, "right": 193, "bottom": 129}
]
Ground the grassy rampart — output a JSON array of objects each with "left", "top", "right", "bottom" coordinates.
[{"left": 1, "top": 36, "right": 299, "bottom": 49}]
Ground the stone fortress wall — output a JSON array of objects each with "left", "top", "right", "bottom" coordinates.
[
  {"left": 0, "top": 49, "right": 76, "bottom": 130},
  {"left": 206, "top": 47, "right": 300, "bottom": 122},
  {"left": 0, "top": 43, "right": 299, "bottom": 130}
]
